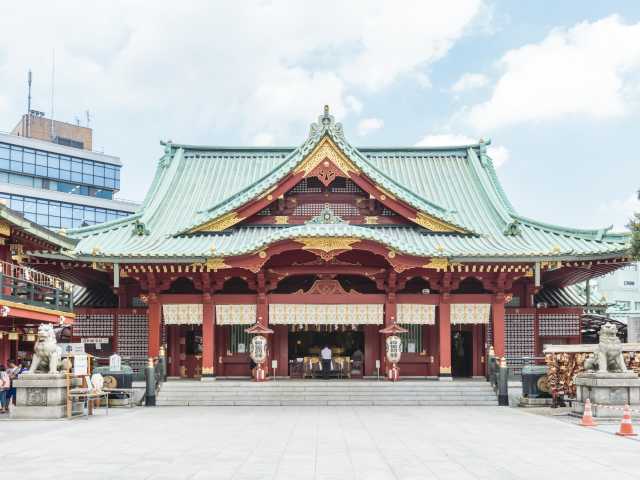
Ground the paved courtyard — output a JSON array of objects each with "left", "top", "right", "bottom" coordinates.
[{"left": 1, "top": 406, "right": 639, "bottom": 480}]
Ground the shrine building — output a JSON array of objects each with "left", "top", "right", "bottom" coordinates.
[{"left": 28, "top": 107, "right": 629, "bottom": 380}]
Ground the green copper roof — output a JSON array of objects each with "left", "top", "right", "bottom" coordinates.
[{"left": 61, "top": 108, "right": 629, "bottom": 262}]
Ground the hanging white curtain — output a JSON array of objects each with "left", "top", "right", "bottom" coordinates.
[
  {"left": 215, "top": 304, "right": 256, "bottom": 325},
  {"left": 396, "top": 304, "right": 436, "bottom": 325},
  {"left": 450, "top": 303, "right": 491, "bottom": 325},
  {"left": 269, "top": 304, "right": 383, "bottom": 325},
  {"left": 162, "top": 304, "right": 203, "bottom": 325}
]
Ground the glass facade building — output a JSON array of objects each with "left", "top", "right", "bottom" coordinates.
[{"left": 0, "top": 132, "right": 138, "bottom": 229}]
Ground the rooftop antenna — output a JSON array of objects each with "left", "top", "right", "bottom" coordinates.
[
  {"left": 86, "top": 110, "right": 91, "bottom": 128},
  {"left": 50, "top": 48, "right": 56, "bottom": 140},
  {"left": 27, "top": 69, "right": 32, "bottom": 137}
]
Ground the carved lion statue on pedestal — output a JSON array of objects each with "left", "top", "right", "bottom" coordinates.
[
  {"left": 584, "top": 323, "right": 627, "bottom": 373},
  {"left": 28, "top": 324, "right": 61, "bottom": 374}
]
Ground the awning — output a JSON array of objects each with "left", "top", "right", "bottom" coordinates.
[
  {"left": 162, "top": 304, "right": 203, "bottom": 325},
  {"left": 216, "top": 304, "right": 256, "bottom": 325},
  {"left": 396, "top": 304, "right": 435, "bottom": 325},
  {"left": 451, "top": 303, "right": 490, "bottom": 325},
  {"left": 269, "top": 304, "right": 383, "bottom": 325}
]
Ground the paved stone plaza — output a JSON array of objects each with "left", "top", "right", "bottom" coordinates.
[{"left": 1, "top": 406, "right": 638, "bottom": 480}]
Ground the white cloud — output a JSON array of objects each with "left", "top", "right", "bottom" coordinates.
[
  {"left": 451, "top": 73, "right": 488, "bottom": 92},
  {"left": 357, "top": 117, "right": 384, "bottom": 136},
  {"left": 596, "top": 193, "right": 640, "bottom": 232},
  {"left": 0, "top": 1, "right": 487, "bottom": 200},
  {"left": 252, "top": 133, "right": 274, "bottom": 147},
  {"left": 467, "top": 15, "right": 640, "bottom": 130},
  {"left": 416, "top": 133, "right": 509, "bottom": 167}
]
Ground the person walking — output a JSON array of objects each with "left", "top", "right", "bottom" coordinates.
[
  {"left": 320, "top": 345, "right": 332, "bottom": 380},
  {"left": 0, "top": 365, "right": 10, "bottom": 413}
]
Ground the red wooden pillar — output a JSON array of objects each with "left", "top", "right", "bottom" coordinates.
[
  {"left": 364, "top": 325, "right": 379, "bottom": 376},
  {"left": 492, "top": 294, "right": 506, "bottom": 357},
  {"left": 147, "top": 293, "right": 161, "bottom": 358},
  {"left": 438, "top": 297, "right": 452, "bottom": 380},
  {"left": 0, "top": 334, "right": 9, "bottom": 366},
  {"left": 201, "top": 293, "right": 215, "bottom": 378},
  {"left": 273, "top": 325, "right": 288, "bottom": 377}
]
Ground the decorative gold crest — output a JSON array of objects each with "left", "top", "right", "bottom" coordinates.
[{"left": 295, "top": 236, "right": 360, "bottom": 260}]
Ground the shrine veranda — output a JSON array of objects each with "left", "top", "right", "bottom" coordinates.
[{"left": 26, "top": 107, "right": 629, "bottom": 380}]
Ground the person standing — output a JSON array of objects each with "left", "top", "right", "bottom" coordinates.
[
  {"left": 6, "top": 359, "right": 20, "bottom": 407},
  {"left": 320, "top": 345, "right": 332, "bottom": 380},
  {"left": 0, "top": 365, "right": 10, "bottom": 413}
]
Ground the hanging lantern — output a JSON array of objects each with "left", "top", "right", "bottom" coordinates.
[
  {"left": 25, "top": 329, "right": 36, "bottom": 342},
  {"left": 8, "top": 330, "right": 18, "bottom": 341},
  {"left": 385, "top": 335, "right": 403, "bottom": 364},
  {"left": 249, "top": 335, "right": 268, "bottom": 364}
]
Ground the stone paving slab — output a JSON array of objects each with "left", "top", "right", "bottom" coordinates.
[{"left": 1, "top": 406, "right": 639, "bottom": 479}]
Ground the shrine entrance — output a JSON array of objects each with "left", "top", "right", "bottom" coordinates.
[
  {"left": 451, "top": 329, "right": 473, "bottom": 378},
  {"left": 288, "top": 326, "right": 364, "bottom": 378},
  {"left": 167, "top": 324, "right": 203, "bottom": 378}
]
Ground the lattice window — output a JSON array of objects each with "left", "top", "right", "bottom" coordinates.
[
  {"left": 117, "top": 314, "right": 148, "bottom": 374},
  {"left": 399, "top": 324, "right": 424, "bottom": 354},
  {"left": 73, "top": 314, "right": 114, "bottom": 337},
  {"left": 538, "top": 314, "right": 580, "bottom": 337},
  {"left": 257, "top": 207, "right": 272, "bottom": 216},
  {"left": 330, "top": 178, "right": 364, "bottom": 194},
  {"left": 505, "top": 313, "right": 535, "bottom": 375},
  {"left": 381, "top": 207, "right": 397, "bottom": 216},
  {"left": 293, "top": 202, "right": 360, "bottom": 217},
  {"left": 291, "top": 178, "right": 322, "bottom": 193}
]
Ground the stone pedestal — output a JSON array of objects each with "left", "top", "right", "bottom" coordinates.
[
  {"left": 10, "top": 373, "right": 70, "bottom": 419},
  {"left": 572, "top": 372, "right": 640, "bottom": 419}
]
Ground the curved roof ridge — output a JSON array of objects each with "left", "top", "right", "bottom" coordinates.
[
  {"left": 475, "top": 142, "right": 516, "bottom": 214},
  {"left": 465, "top": 147, "right": 514, "bottom": 227},
  {"left": 514, "top": 214, "right": 628, "bottom": 242}
]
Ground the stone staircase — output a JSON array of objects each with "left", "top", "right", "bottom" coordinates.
[{"left": 156, "top": 379, "right": 499, "bottom": 406}]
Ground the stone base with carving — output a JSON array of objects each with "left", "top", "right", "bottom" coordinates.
[
  {"left": 10, "top": 373, "right": 74, "bottom": 420},
  {"left": 572, "top": 372, "right": 640, "bottom": 419}
]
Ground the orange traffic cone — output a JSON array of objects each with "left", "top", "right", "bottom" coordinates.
[
  {"left": 580, "top": 398, "right": 597, "bottom": 427},
  {"left": 616, "top": 405, "right": 637, "bottom": 437}
]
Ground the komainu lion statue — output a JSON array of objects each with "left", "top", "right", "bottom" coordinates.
[
  {"left": 28, "top": 324, "right": 62, "bottom": 374},
  {"left": 584, "top": 323, "right": 627, "bottom": 373}
]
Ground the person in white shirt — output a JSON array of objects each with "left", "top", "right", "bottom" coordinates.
[{"left": 320, "top": 345, "right": 332, "bottom": 379}]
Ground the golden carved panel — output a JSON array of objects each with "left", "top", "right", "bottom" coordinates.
[
  {"left": 294, "top": 136, "right": 359, "bottom": 178},
  {"left": 423, "top": 258, "right": 449, "bottom": 271},
  {"left": 192, "top": 212, "right": 244, "bottom": 233},
  {"left": 274, "top": 216, "right": 289, "bottom": 224},
  {"left": 412, "top": 212, "right": 464, "bottom": 233},
  {"left": 295, "top": 236, "right": 360, "bottom": 260},
  {"left": 0, "top": 220, "right": 11, "bottom": 237},
  {"left": 205, "top": 257, "right": 230, "bottom": 272}
]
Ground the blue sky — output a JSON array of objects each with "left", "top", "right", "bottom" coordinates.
[{"left": 0, "top": 1, "right": 639, "bottom": 231}]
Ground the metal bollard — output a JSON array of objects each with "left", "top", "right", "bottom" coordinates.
[
  {"left": 497, "top": 356, "right": 509, "bottom": 406},
  {"left": 145, "top": 358, "right": 156, "bottom": 406}
]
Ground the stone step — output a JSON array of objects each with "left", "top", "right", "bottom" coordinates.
[{"left": 156, "top": 380, "right": 498, "bottom": 406}]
